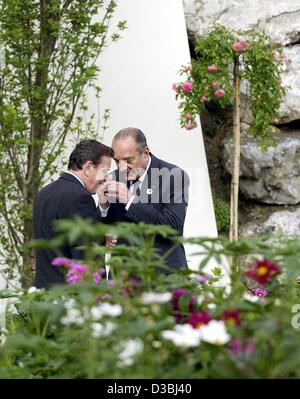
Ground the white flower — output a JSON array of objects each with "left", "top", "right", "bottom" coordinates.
[
  {"left": 199, "top": 320, "right": 230, "bottom": 345},
  {"left": 207, "top": 303, "right": 216, "bottom": 310},
  {"left": 60, "top": 308, "right": 84, "bottom": 326},
  {"left": 27, "top": 286, "right": 39, "bottom": 294},
  {"left": 243, "top": 293, "right": 259, "bottom": 303},
  {"left": 64, "top": 298, "right": 77, "bottom": 310},
  {"left": 162, "top": 324, "right": 202, "bottom": 348},
  {"left": 91, "top": 321, "right": 116, "bottom": 338},
  {"left": 197, "top": 295, "right": 205, "bottom": 305},
  {"left": 141, "top": 292, "right": 172, "bottom": 304},
  {"left": 117, "top": 338, "right": 144, "bottom": 368},
  {"left": 91, "top": 303, "right": 122, "bottom": 320},
  {"left": 90, "top": 306, "right": 103, "bottom": 320}
]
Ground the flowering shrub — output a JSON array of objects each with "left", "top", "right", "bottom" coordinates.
[
  {"left": 173, "top": 25, "right": 286, "bottom": 148},
  {"left": 1, "top": 220, "right": 300, "bottom": 378}
]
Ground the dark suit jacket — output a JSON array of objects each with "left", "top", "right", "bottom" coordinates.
[
  {"left": 104, "top": 154, "right": 189, "bottom": 270},
  {"left": 33, "top": 173, "right": 102, "bottom": 288}
]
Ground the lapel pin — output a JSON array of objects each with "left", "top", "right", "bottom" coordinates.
[{"left": 146, "top": 188, "right": 153, "bottom": 195}]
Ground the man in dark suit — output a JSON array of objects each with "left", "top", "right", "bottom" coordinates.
[
  {"left": 33, "top": 139, "right": 113, "bottom": 288},
  {"left": 100, "top": 128, "right": 189, "bottom": 270}
]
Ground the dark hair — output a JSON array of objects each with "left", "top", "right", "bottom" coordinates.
[
  {"left": 113, "top": 127, "right": 148, "bottom": 154},
  {"left": 68, "top": 139, "right": 113, "bottom": 170}
]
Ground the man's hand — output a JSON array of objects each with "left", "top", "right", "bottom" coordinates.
[
  {"left": 97, "top": 181, "right": 110, "bottom": 209},
  {"left": 105, "top": 181, "right": 133, "bottom": 204},
  {"left": 105, "top": 233, "right": 118, "bottom": 248}
]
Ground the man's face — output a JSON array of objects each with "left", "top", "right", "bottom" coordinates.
[
  {"left": 86, "top": 155, "right": 112, "bottom": 194},
  {"left": 112, "top": 137, "right": 149, "bottom": 181}
]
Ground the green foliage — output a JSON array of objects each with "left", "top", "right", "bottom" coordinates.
[
  {"left": 212, "top": 192, "right": 230, "bottom": 233},
  {"left": 0, "top": 0, "right": 126, "bottom": 285},
  {"left": 1, "top": 219, "right": 300, "bottom": 378},
  {"left": 174, "top": 25, "right": 286, "bottom": 148}
]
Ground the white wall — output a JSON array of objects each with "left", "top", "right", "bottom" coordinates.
[{"left": 95, "top": 0, "right": 218, "bottom": 270}]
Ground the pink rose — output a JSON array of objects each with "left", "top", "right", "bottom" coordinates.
[
  {"left": 200, "top": 96, "right": 207, "bottom": 103},
  {"left": 212, "top": 81, "right": 220, "bottom": 88},
  {"left": 207, "top": 65, "right": 218, "bottom": 73},
  {"left": 214, "top": 89, "right": 225, "bottom": 97},
  {"left": 185, "top": 123, "right": 197, "bottom": 130},
  {"left": 182, "top": 81, "right": 193, "bottom": 92},
  {"left": 232, "top": 39, "right": 249, "bottom": 53},
  {"left": 185, "top": 113, "right": 193, "bottom": 121},
  {"left": 172, "top": 83, "right": 179, "bottom": 93}
]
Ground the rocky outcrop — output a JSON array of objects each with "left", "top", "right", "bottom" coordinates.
[
  {"left": 222, "top": 136, "right": 300, "bottom": 204},
  {"left": 241, "top": 208, "right": 300, "bottom": 237}
]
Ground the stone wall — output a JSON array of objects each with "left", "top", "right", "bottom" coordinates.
[{"left": 183, "top": 0, "right": 300, "bottom": 235}]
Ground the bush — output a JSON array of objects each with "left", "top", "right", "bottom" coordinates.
[
  {"left": 212, "top": 192, "right": 230, "bottom": 233},
  {"left": 1, "top": 219, "right": 300, "bottom": 378}
]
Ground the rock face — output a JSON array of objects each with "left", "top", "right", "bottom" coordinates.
[
  {"left": 183, "top": 0, "right": 300, "bottom": 123},
  {"left": 222, "top": 137, "right": 300, "bottom": 204},
  {"left": 183, "top": 0, "right": 300, "bottom": 40},
  {"left": 279, "top": 45, "right": 300, "bottom": 123},
  {"left": 241, "top": 208, "right": 300, "bottom": 237}
]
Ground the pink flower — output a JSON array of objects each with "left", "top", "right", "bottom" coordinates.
[
  {"left": 68, "top": 262, "right": 88, "bottom": 274},
  {"left": 214, "top": 89, "right": 225, "bottom": 97},
  {"left": 207, "top": 65, "right": 218, "bottom": 73},
  {"left": 232, "top": 39, "right": 249, "bottom": 53},
  {"left": 253, "top": 288, "right": 268, "bottom": 297},
  {"left": 212, "top": 81, "right": 220, "bottom": 89},
  {"left": 185, "top": 123, "right": 197, "bottom": 130},
  {"left": 185, "top": 113, "right": 193, "bottom": 121},
  {"left": 182, "top": 81, "right": 193, "bottom": 92},
  {"left": 192, "top": 274, "right": 212, "bottom": 283},
  {"left": 66, "top": 270, "right": 83, "bottom": 285},
  {"left": 52, "top": 257, "right": 73, "bottom": 267},
  {"left": 172, "top": 83, "right": 180, "bottom": 93},
  {"left": 200, "top": 96, "right": 207, "bottom": 103},
  {"left": 244, "top": 259, "right": 281, "bottom": 285},
  {"left": 188, "top": 311, "right": 213, "bottom": 328},
  {"left": 229, "top": 338, "right": 255, "bottom": 356},
  {"left": 93, "top": 268, "right": 106, "bottom": 284}
]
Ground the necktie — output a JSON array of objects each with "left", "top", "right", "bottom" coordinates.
[{"left": 127, "top": 179, "right": 141, "bottom": 196}]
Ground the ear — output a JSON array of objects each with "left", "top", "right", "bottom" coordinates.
[
  {"left": 144, "top": 146, "right": 150, "bottom": 157},
  {"left": 82, "top": 161, "right": 94, "bottom": 177}
]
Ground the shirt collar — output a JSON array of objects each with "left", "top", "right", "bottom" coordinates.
[
  {"left": 138, "top": 155, "right": 151, "bottom": 183},
  {"left": 66, "top": 171, "right": 86, "bottom": 188}
]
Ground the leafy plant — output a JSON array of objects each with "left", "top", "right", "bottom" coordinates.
[
  {"left": 0, "top": 0, "right": 126, "bottom": 287},
  {"left": 1, "top": 219, "right": 300, "bottom": 378},
  {"left": 212, "top": 192, "right": 230, "bottom": 233}
]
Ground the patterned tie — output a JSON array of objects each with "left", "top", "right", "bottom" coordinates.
[{"left": 127, "top": 179, "right": 141, "bottom": 196}]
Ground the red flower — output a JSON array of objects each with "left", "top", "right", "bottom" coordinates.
[
  {"left": 221, "top": 310, "right": 241, "bottom": 327},
  {"left": 172, "top": 289, "right": 197, "bottom": 323},
  {"left": 188, "top": 311, "right": 213, "bottom": 328},
  {"left": 244, "top": 259, "right": 281, "bottom": 285}
]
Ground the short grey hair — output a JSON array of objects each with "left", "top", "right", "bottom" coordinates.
[{"left": 113, "top": 127, "right": 148, "bottom": 154}]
